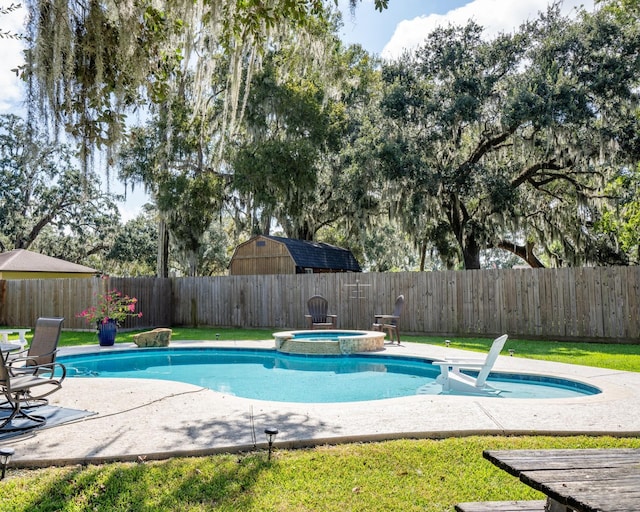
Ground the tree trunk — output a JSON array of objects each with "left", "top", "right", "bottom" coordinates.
[
  {"left": 157, "top": 219, "right": 169, "bottom": 278},
  {"left": 294, "top": 221, "right": 315, "bottom": 241},
  {"left": 187, "top": 251, "right": 198, "bottom": 277},
  {"left": 419, "top": 242, "right": 427, "bottom": 272},
  {"left": 462, "top": 235, "right": 481, "bottom": 270}
]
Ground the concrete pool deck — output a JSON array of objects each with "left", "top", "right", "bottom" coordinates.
[{"left": 4, "top": 340, "right": 640, "bottom": 467}]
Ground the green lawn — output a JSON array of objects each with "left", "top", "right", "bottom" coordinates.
[
  {"left": 1, "top": 436, "right": 639, "bottom": 511},
  {"left": 1, "top": 327, "right": 639, "bottom": 511}
]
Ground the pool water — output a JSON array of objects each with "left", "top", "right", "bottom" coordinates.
[
  {"left": 289, "top": 331, "right": 366, "bottom": 340},
  {"left": 57, "top": 348, "right": 600, "bottom": 403}
]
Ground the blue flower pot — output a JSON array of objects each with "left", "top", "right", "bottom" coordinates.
[{"left": 97, "top": 319, "right": 118, "bottom": 346}]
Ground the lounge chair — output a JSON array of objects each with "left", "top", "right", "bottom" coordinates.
[
  {"left": 432, "top": 334, "right": 508, "bottom": 395},
  {"left": 373, "top": 295, "right": 405, "bottom": 344},
  {"left": 0, "top": 344, "right": 66, "bottom": 430},
  {"left": 305, "top": 295, "right": 337, "bottom": 329}
]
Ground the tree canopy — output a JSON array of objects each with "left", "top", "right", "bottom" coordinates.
[
  {"left": 0, "top": 114, "right": 120, "bottom": 259},
  {"left": 231, "top": 24, "right": 381, "bottom": 242},
  {"left": 22, "top": 0, "right": 387, "bottom": 160},
  {"left": 7, "top": 0, "right": 640, "bottom": 274},
  {"left": 375, "top": 5, "right": 640, "bottom": 269}
]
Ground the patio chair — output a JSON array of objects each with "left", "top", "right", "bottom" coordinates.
[
  {"left": 432, "top": 334, "right": 508, "bottom": 395},
  {"left": 7, "top": 317, "right": 64, "bottom": 406},
  {"left": 10, "top": 317, "right": 64, "bottom": 370},
  {"left": 373, "top": 295, "right": 405, "bottom": 344},
  {"left": 305, "top": 295, "right": 337, "bottom": 329},
  {"left": 0, "top": 345, "right": 66, "bottom": 430}
]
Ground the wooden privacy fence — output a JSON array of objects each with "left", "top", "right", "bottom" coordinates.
[
  {"left": 0, "top": 277, "right": 172, "bottom": 331},
  {"left": 0, "top": 267, "right": 638, "bottom": 341}
]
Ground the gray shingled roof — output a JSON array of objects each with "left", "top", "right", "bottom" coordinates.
[
  {"left": 0, "top": 249, "right": 97, "bottom": 274},
  {"left": 264, "top": 236, "right": 361, "bottom": 272}
]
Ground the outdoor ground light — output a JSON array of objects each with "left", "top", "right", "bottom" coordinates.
[
  {"left": 509, "top": 349, "right": 515, "bottom": 356},
  {"left": 445, "top": 340, "right": 451, "bottom": 348},
  {"left": 0, "top": 448, "right": 14, "bottom": 480},
  {"left": 264, "top": 428, "right": 278, "bottom": 461}
]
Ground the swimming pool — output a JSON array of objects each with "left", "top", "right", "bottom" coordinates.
[{"left": 57, "top": 348, "right": 600, "bottom": 403}]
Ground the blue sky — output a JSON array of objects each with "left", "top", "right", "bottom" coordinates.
[
  {"left": 338, "top": 0, "right": 466, "bottom": 54},
  {"left": 339, "top": 0, "right": 594, "bottom": 59},
  {"left": 1, "top": 0, "right": 595, "bottom": 219}
]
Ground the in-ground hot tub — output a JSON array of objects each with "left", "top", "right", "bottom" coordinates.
[{"left": 273, "top": 330, "right": 386, "bottom": 355}]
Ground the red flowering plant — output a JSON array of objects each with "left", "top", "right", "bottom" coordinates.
[{"left": 77, "top": 289, "right": 143, "bottom": 326}]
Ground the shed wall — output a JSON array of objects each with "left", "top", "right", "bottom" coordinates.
[{"left": 230, "top": 237, "right": 296, "bottom": 275}]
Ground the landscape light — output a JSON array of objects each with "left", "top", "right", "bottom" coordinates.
[
  {"left": 264, "top": 428, "right": 278, "bottom": 461},
  {"left": 0, "top": 448, "right": 14, "bottom": 480}
]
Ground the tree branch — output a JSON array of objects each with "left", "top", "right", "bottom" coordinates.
[
  {"left": 496, "top": 240, "right": 545, "bottom": 268},
  {"left": 511, "top": 158, "right": 567, "bottom": 188},
  {"left": 466, "top": 125, "right": 518, "bottom": 166}
]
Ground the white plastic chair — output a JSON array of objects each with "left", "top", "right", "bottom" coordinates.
[{"left": 433, "top": 335, "right": 508, "bottom": 395}]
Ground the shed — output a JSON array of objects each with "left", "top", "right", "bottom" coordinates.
[
  {"left": 229, "top": 235, "right": 362, "bottom": 275},
  {"left": 0, "top": 249, "right": 97, "bottom": 279}
]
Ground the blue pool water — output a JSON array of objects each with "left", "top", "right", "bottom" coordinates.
[
  {"left": 290, "top": 331, "right": 366, "bottom": 339},
  {"left": 57, "top": 348, "right": 600, "bottom": 403}
]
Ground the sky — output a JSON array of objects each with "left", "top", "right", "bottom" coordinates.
[
  {"left": 339, "top": 0, "right": 595, "bottom": 59},
  {"left": 1, "top": 0, "right": 595, "bottom": 219}
]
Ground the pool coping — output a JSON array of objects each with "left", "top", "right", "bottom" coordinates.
[
  {"left": 273, "top": 329, "right": 385, "bottom": 354},
  {"left": 4, "top": 340, "right": 640, "bottom": 468}
]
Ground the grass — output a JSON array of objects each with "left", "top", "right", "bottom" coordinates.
[
  {"left": 1, "top": 436, "right": 639, "bottom": 511},
  {"left": 1, "top": 327, "right": 639, "bottom": 510},
  {"left": 409, "top": 334, "right": 640, "bottom": 373},
  {"left": 46, "top": 327, "right": 277, "bottom": 347}
]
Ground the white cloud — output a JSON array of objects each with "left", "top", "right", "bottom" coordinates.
[
  {"left": 118, "top": 189, "right": 150, "bottom": 222},
  {"left": 381, "top": 0, "right": 595, "bottom": 60},
  {"left": 0, "top": 6, "right": 27, "bottom": 114}
]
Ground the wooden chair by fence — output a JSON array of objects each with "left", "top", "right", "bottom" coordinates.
[
  {"left": 305, "top": 295, "right": 337, "bottom": 330},
  {"left": 373, "top": 295, "right": 405, "bottom": 344}
]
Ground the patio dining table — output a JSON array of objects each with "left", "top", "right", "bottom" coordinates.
[
  {"left": 0, "top": 329, "right": 30, "bottom": 348},
  {"left": 0, "top": 342, "right": 22, "bottom": 361},
  {"left": 483, "top": 448, "right": 640, "bottom": 512}
]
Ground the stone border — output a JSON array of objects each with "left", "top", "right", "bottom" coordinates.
[{"left": 273, "top": 329, "right": 386, "bottom": 355}]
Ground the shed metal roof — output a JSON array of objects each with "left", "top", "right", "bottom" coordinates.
[
  {"left": 263, "top": 235, "right": 361, "bottom": 272},
  {"left": 0, "top": 249, "right": 97, "bottom": 274}
]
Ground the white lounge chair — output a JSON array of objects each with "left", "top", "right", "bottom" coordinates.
[{"left": 433, "top": 334, "right": 508, "bottom": 395}]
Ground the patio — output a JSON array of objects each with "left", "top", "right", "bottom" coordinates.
[{"left": 4, "top": 340, "right": 640, "bottom": 468}]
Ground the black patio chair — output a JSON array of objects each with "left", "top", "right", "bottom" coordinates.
[
  {"left": 0, "top": 346, "right": 66, "bottom": 431},
  {"left": 373, "top": 295, "right": 405, "bottom": 344},
  {"left": 305, "top": 295, "right": 337, "bottom": 329}
]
